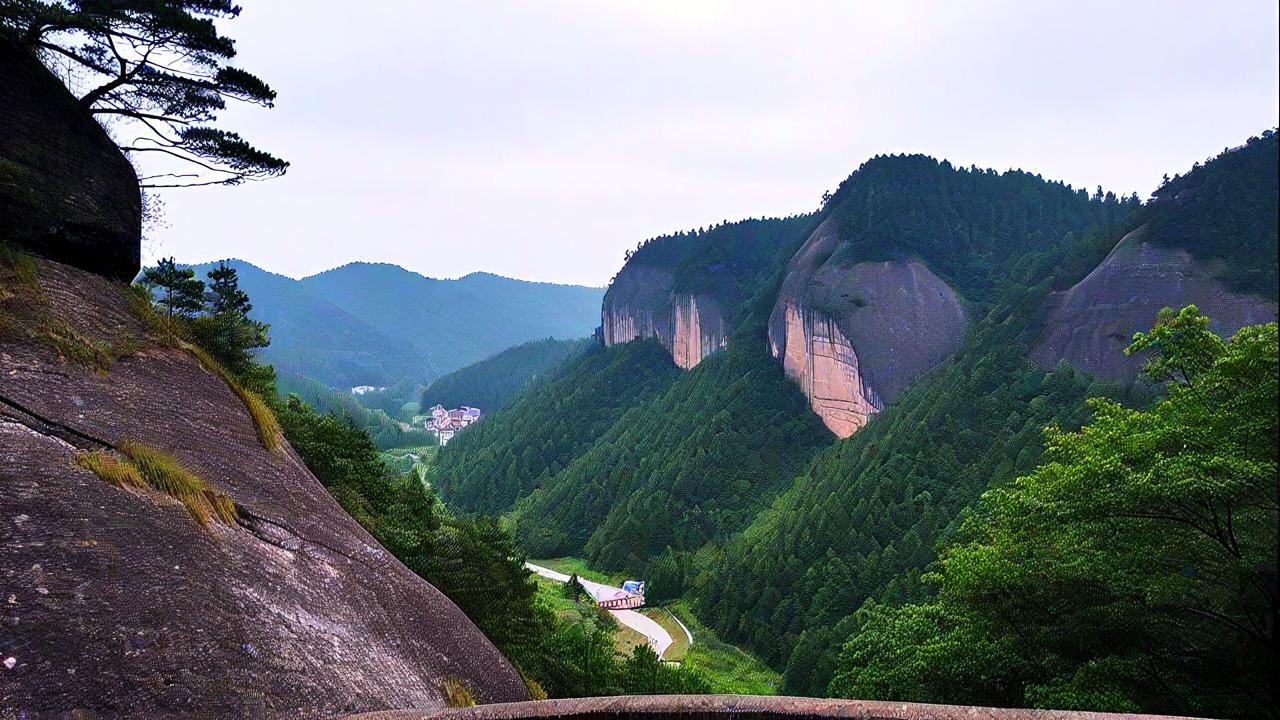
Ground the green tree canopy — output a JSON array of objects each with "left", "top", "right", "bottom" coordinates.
[
  {"left": 831, "top": 307, "right": 1278, "bottom": 718},
  {"left": 140, "top": 256, "right": 204, "bottom": 320},
  {"left": 190, "top": 260, "right": 269, "bottom": 380},
  {"left": 205, "top": 261, "right": 253, "bottom": 316},
  {"left": 1, "top": 1, "right": 287, "bottom": 187}
]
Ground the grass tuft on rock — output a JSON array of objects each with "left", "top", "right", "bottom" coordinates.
[
  {"left": 184, "top": 343, "right": 282, "bottom": 451},
  {"left": 75, "top": 449, "right": 144, "bottom": 489},
  {"left": 0, "top": 244, "right": 39, "bottom": 294},
  {"left": 438, "top": 676, "right": 477, "bottom": 708},
  {"left": 39, "top": 321, "right": 114, "bottom": 374},
  {"left": 124, "top": 283, "right": 177, "bottom": 343},
  {"left": 77, "top": 443, "right": 239, "bottom": 530}
]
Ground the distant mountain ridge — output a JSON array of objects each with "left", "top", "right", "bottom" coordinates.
[{"left": 187, "top": 259, "right": 604, "bottom": 389}]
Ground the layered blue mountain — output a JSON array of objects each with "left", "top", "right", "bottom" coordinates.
[{"left": 189, "top": 260, "right": 603, "bottom": 389}]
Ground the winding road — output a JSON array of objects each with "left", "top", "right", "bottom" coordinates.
[{"left": 525, "top": 562, "right": 680, "bottom": 658}]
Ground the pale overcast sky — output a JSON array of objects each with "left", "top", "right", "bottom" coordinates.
[{"left": 143, "top": 0, "right": 1280, "bottom": 286}]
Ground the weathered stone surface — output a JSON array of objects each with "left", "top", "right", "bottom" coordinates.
[
  {"left": 768, "top": 218, "right": 966, "bottom": 437},
  {"left": 1032, "top": 223, "right": 1278, "bottom": 384},
  {"left": 772, "top": 299, "right": 883, "bottom": 438},
  {"left": 0, "top": 258, "right": 528, "bottom": 718},
  {"left": 342, "top": 694, "right": 1199, "bottom": 720},
  {"left": 602, "top": 265, "right": 727, "bottom": 369},
  {"left": 0, "top": 40, "right": 141, "bottom": 281}
]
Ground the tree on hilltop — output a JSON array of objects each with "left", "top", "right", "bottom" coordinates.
[{"left": 0, "top": 1, "right": 287, "bottom": 188}]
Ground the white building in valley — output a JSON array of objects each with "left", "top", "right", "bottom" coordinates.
[{"left": 424, "top": 404, "right": 482, "bottom": 446}]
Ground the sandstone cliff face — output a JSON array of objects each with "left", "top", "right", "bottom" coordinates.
[
  {"left": 768, "top": 218, "right": 966, "bottom": 437},
  {"left": 602, "top": 265, "right": 727, "bottom": 369},
  {"left": 1032, "top": 224, "right": 1278, "bottom": 383},
  {"left": 0, "top": 258, "right": 528, "bottom": 717},
  {"left": 0, "top": 41, "right": 141, "bottom": 281}
]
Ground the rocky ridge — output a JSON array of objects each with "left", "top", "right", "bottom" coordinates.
[
  {"left": 0, "top": 257, "right": 529, "bottom": 718},
  {"left": 0, "top": 40, "right": 140, "bottom": 282},
  {"left": 1032, "top": 223, "right": 1278, "bottom": 383},
  {"left": 601, "top": 265, "right": 728, "bottom": 370},
  {"left": 766, "top": 218, "right": 967, "bottom": 437}
]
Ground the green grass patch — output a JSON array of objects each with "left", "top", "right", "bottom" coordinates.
[
  {"left": 75, "top": 449, "right": 144, "bottom": 489},
  {"left": 0, "top": 244, "right": 39, "bottom": 300},
  {"left": 609, "top": 616, "right": 651, "bottom": 657},
  {"left": 668, "top": 601, "right": 780, "bottom": 694},
  {"left": 0, "top": 248, "right": 137, "bottom": 373},
  {"left": 77, "top": 444, "right": 238, "bottom": 530},
  {"left": 533, "top": 573, "right": 650, "bottom": 659},
  {"left": 533, "top": 575, "right": 581, "bottom": 620},
  {"left": 124, "top": 283, "right": 177, "bottom": 343},
  {"left": 529, "top": 557, "right": 624, "bottom": 585},
  {"left": 641, "top": 607, "right": 691, "bottom": 662},
  {"left": 39, "top": 321, "right": 114, "bottom": 373}
]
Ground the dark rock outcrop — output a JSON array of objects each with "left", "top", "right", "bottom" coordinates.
[
  {"left": 0, "top": 40, "right": 141, "bottom": 281},
  {"left": 767, "top": 218, "right": 966, "bottom": 437},
  {"left": 602, "top": 265, "right": 728, "bottom": 370},
  {"left": 0, "top": 258, "right": 529, "bottom": 718},
  {"left": 1032, "top": 223, "right": 1278, "bottom": 383}
]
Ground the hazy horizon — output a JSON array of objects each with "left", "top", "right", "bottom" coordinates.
[{"left": 139, "top": 1, "right": 1280, "bottom": 286}]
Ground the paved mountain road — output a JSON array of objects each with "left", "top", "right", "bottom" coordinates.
[{"left": 525, "top": 562, "right": 676, "bottom": 658}]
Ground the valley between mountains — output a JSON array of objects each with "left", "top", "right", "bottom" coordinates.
[{"left": 4, "top": 5, "right": 1277, "bottom": 718}]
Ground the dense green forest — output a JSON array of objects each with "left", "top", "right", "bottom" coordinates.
[
  {"left": 435, "top": 339, "right": 681, "bottom": 512},
  {"left": 441, "top": 150, "right": 1135, "bottom": 673},
  {"left": 422, "top": 336, "right": 592, "bottom": 413},
  {"left": 830, "top": 308, "right": 1277, "bottom": 718},
  {"left": 693, "top": 276, "right": 1138, "bottom": 696},
  {"left": 512, "top": 340, "right": 830, "bottom": 567},
  {"left": 431, "top": 135, "right": 1278, "bottom": 716},
  {"left": 616, "top": 214, "right": 814, "bottom": 320},
  {"left": 1139, "top": 131, "right": 1278, "bottom": 295},
  {"left": 818, "top": 153, "right": 1138, "bottom": 301}
]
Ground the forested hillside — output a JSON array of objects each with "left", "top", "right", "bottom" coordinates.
[
  {"left": 432, "top": 132, "right": 1278, "bottom": 717},
  {"left": 831, "top": 308, "right": 1277, "bottom": 718},
  {"left": 621, "top": 215, "right": 813, "bottom": 303},
  {"left": 441, "top": 214, "right": 831, "bottom": 543},
  {"left": 691, "top": 139, "right": 1275, "bottom": 696},
  {"left": 817, "top": 153, "right": 1137, "bottom": 301},
  {"left": 435, "top": 339, "right": 681, "bottom": 512},
  {"left": 696, "top": 277, "right": 1136, "bottom": 695},
  {"left": 1137, "top": 131, "right": 1278, "bottom": 295},
  {"left": 422, "top": 337, "right": 592, "bottom": 413},
  {"left": 513, "top": 341, "right": 830, "bottom": 567}
]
